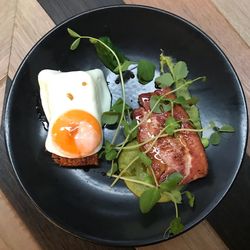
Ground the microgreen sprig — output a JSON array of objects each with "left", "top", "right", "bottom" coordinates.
[
  {"left": 67, "top": 28, "right": 126, "bottom": 145},
  {"left": 111, "top": 116, "right": 182, "bottom": 187},
  {"left": 157, "top": 51, "right": 189, "bottom": 88},
  {"left": 67, "top": 31, "right": 235, "bottom": 237},
  {"left": 115, "top": 77, "right": 205, "bottom": 158},
  {"left": 208, "top": 121, "right": 235, "bottom": 146}
]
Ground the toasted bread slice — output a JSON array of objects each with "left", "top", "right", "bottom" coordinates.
[{"left": 52, "top": 153, "right": 98, "bottom": 167}]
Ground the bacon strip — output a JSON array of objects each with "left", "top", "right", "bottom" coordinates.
[{"left": 133, "top": 88, "right": 208, "bottom": 184}]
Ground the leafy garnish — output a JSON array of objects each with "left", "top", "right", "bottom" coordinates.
[
  {"left": 106, "top": 162, "right": 118, "bottom": 176},
  {"left": 114, "top": 60, "right": 134, "bottom": 73},
  {"left": 173, "top": 61, "right": 189, "bottom": 81},
  {"left": 170, "top": 189, "right": 182, "bottom": 204},
  {"left": 137, "top": 59, "right": 156, "bottom": 84},
  {"left": 111, "top": 98, "right": 132, "bottom": 113},
  {"left": 168, "top": 217, "right": 184, "bottom": 235},
  {"left": 174, "top": 96, "right": 189, "bottom": 109},
  {"left": 219, "top": 124, "right": 235, "bottom": 133},
  {"left": 188, "top": 105, "right": 202, "bottom": 130},
  {"left": 67, "top": 31, "right": 236, "bottom": 239},
  {"left": 184, "top": 191, "right": 195, "bottom": 208},
  {"left": 139, "top": 187, "right": 161, "bottom": 214},
  {"left": 209, "top": 121, "right": 216, "bottom": 129},
  {"left": 101, "top": 111, "right": 120, "bottom": 125},
  {"left": 102, "top": 98, "right": 132, "bottom": 125},
  {"left": 165, "top": 117, "right": 181, "bottom": 135},
  {"left": 160, "top": 52, "right": 174, "bottom": 75},
  {"left": 70, "top": 38, "right": 81, "bottom": 50},
  {"left": 157, "top": 51, "right": 206, "bottom": 133},
  {"left": 149, "top": 96, "right": 171, "bottom": 113},
  {"left": 201, "top": 137, "right": 210, "bottom": 148},
  {"left": 139, "top": 152, "right": 152, "bottom": 167},
  {"left": 209, "top": 132, "right": 221, "bottom": 145},
  {"left": 90, "top": 36, "right": 128, "bottom": 72},
  {"left": 208, "top": 122, "right": 235, "bottom": 145},
  {"left": 160, "top": 172, "right": 183, "bottom": 192},
  {"left": 103, "top": 141, "right": 117, "bottom": 160},
  {"left": 155, "top": 73, "right": 174, "bottom": 88},
  {"left": 67, "top": 28, "right": 80, "bottom": 38},
  {"left": 105, "top": 149, "right": 117, "bottom": 161},
  {"left": 122, "top": 120, "right": 138, "bottom": 141},
  {"left": 186, "top": 96, "right": 199, "bottom": 105}
]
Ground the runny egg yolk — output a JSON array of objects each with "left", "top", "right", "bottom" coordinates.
[{"left": 51, "top": 110, "right": 102, "bottom": 157}]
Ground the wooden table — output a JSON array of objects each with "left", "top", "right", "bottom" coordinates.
[{"left": 0, "top": 0, "right": 249, "bottom": 249}]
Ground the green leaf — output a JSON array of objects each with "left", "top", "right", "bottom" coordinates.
[
  {"left": 170, "top": 190, "right": 182, "bottom": 204},
  {"left": 67, "top": 28, "right": 80, "bottom": 38},
  {"left": 139, "top": 152, "right": 152, "bottom": 167},
  {"left": 143, "top": 175, "right": 154, "bottom": 185},
  {"left": 173, "top": 61, "right": 189, "bottom": 81},
  {"left": 187, "top": 105, "right": 202, "bottom": 130},
  {"left": 122, "top": 120, "right": 138, "bottom": 141},
  {"left": 128, "top": 120, "right": 138, "bottom": 141},
  {"left": 149, "top": 96, "right": 160, "bottom": 113},
  {"left": 209, "top": 121, "right": 216, "bottom": 129},
  {"left": 159, "top": 52, "right": 175, "bottom": 75},
  {"left": 176, "top": 76, "right": 205, "bottom": 100},
  {"left": 201, "top": 138, "right": 209, "bottom": 148},
  {"left": 137, "top": 59, "right": 156, "bottom": 84},
  {"left": 104, "top": 140, "right": 112, "bottom": 150},
  {"left": 174, "top": 76, "right": 203, "bottom": 131},
  {"left": 168, "top": 217, "right": 184, "bottom": 235},
  {"left": 105, "top": 149, "right": 117, "bottom": 161},
  {"left": 174, "top": 96, "right": 189, "bottom": 108},
  {"left": 165, "top": 117, "right": 180, "bottom": 135},
  {"left": 186, "top": 96, "right": 199, "bottom": 105},
  {"left": 210, "top": 132, "right": 221, "bottom": 145},
  {"left": 160, "top": 172, "right": 183, "bottom": 192},
  {"left": 101, "top": 111, "right": 120, "bottom": 125},
  {"left": 149, "top": 96, "right": 171, "bottom": 113},
  {"left": 155, "top": 73, "right": 174, "bottom": 88},
  {"left": 70, "top": 38, "right": 81, "bottom": 50},
  {"left": 106, "top": 162, "right": 118, "bottom": 176},
  {"left": 139, "top": 188, "right": 161, "bottom": 213},
  {"left": 114, "top": 60, "right": 134, "bottom": 73},
  {"left": 174, "top": 96, "right": 186, "bottom": 104},
  {"left": 111, "top": 98, "right": 131, "bottom": 113},
  {"left": 185, "top": 191, "right": 195, "bottom": 207},
  {"left": 219, "top": 124, "right": 235, "bottom": 133},
  {"left": 122, "top": 120, "right": 130, "bottom": 137},
  {"left": 104, "top": 140, "right": 117, "bottom": 160},
  {"left": 175, "top": 79, "right": 190, "bottom": 99},
  {"left": 90, "top": 36, "right": 128, "bottom": 72}
]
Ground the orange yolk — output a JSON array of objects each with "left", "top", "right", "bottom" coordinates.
[{"left": 51, "top": 110, "right": 102, "bottom": 157}]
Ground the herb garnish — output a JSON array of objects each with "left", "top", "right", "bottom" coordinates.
[
  {"left": 137, "top": 59, "right": 156, "bottom": 84},
  {"left": 68, "top": 28, "right": 235, "bottom": 237}
]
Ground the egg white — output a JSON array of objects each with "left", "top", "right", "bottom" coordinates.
[{"left": 38, "top": 69, "right": 111, "bottom": 158}]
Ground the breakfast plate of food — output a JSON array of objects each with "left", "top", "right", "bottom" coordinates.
[{"left": 4, "top": 5, "right": 248, "bottom": 246}]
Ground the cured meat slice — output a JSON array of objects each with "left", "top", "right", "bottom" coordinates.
[{"left": 133, "top": 88, "right": 208, "bottom": 184}]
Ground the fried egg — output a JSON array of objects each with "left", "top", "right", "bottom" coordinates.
[{"left": 38, "top": 69, "right": 111, "bottom": 158}]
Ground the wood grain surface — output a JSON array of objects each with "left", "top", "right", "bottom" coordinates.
[
  {"left": 212, "top": 0, "right": 250, "bottom": 47},
  {"left": 0, "top": 0, "right": 249, "bottom": 249}
]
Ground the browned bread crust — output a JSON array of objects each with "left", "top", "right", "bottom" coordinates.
[{"left": 51, "top": 153, "right": 98, "bottom": 167}]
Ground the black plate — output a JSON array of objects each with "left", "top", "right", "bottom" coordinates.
[{"left": 4, "top": 5, "right": 248, "bottom": 246}]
